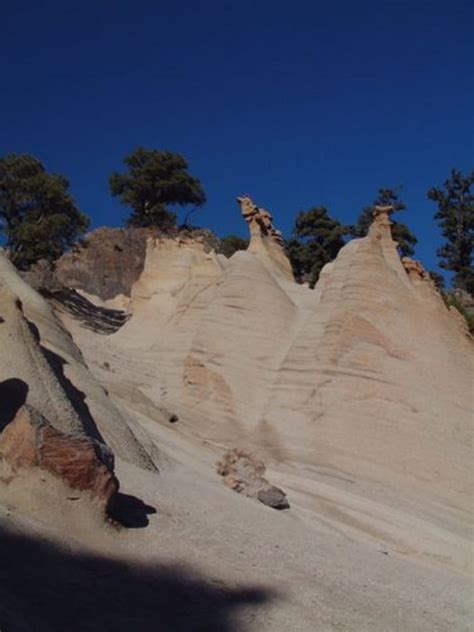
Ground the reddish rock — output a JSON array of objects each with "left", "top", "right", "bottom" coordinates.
[{"left": 0, "top": 406, "right": 118, "bottom": 509}]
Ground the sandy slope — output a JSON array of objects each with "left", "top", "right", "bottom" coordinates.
[{"left": 0, "top": 438, "right": 471, "bottom": 632}]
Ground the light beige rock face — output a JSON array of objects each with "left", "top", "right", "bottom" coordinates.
[
  {"left": 261, "top": 208, "right": 473, "bottom": 508},
  {"left": 69, "top": 204, "right": 473, "bottom": 513},
  {"left": 52, "top": 203, "right": 473, "bottom": 585}
]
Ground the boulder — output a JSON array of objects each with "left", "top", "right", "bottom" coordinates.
[
  {"left": 257, "top": 487, "right": 290, "bottom": 510},
  {"left": 216, "top": 448, "right": 289, "bottom": 510},
  {"left": 0, "top": 405, "right": 118, "bottom": 510}
]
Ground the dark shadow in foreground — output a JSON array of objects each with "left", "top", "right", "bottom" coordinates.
[
  {"left": 109, "top": 492, "right": 157, "bottom": 528},
  {"left": 0, "top": 526, "right": 272, "bottom": 632},
  {"left": 0, "top": 378, "right": 28, "bottom": 431}
]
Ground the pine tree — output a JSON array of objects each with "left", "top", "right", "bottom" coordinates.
[
  {"left": 286, "top": 206, "right": 347, "bottom": 288},
  {"left": 218, "top": 235, "right": 249, "bottom": 258},
  {"left": 0, "top": 153, "right": 89, "bottom": 269},
  {"left": 428, "top": 169, "right": 474, "bottom": 294},
  {"left": 109, "top": 147, "right": 206, "bottom": 229}
]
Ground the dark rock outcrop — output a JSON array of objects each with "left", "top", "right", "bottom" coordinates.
[
  {"left": 257, "top": 487, "right": 290, "bottom": 510},
  {"left": 46, "top": 288, "right": 130, "bottom": 334},
  {"left": 56, "top": 228, "right": 149, "bottom": 300},
  {"left": 20, "top": 259, "right": 63, "bottom": 293},
  {"left": 55, "top": 226, "right": 221, "bottom": 300}
]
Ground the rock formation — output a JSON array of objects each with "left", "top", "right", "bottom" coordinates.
[
  {"left": 0, "top": 197, "right": 472, "bottom": 631},
  {"left": 59, "top": 198, "right": 472, "bottom": 517},
  {"left": 0, "top": 246, "right": 160, "bottom": 524},
  {"left": 216, "top": 448, "right": 289, "bottom": 510},
  {"left": 55, "top": 228, "right": 149, "bottom": 300},
  {"left": 237, "top": 196, "right": 294, "bottom": 280},
  {"left": 238, "top": 196, "right": 285, "bottom": 246},
  {"left": 55, "top": 226, "right": 220, "bottom": 301},
  {"left": 0, "top": 405, "right": 118, "bottom": 510},
  {"left": 401, "top": 256, "right": 431, "bottom": 282},
  {"left": 0, "top": 249, "right": 155, "bottom": 471}
]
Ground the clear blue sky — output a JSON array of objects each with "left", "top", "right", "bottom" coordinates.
[{"left": 1, "top": 0, "right": 473, "bottom": 274}]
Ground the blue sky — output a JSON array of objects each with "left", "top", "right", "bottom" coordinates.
[{"left": 1, "top": 0, "right": 473, "bottom": 275}]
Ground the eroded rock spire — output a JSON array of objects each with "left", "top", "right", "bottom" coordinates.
[
  {"left": 237, "top": 196, "right": 285, "bottom": 246},
  {"left": 236, "top": 195, "right": 293, "bottom": 280}
]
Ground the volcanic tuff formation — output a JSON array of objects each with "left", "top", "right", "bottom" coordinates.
[
  {"left": 0, "top": 196, "right": 472, "bottom": 631},
  {"left": 62, "top": 199, "right": 472, "bottom": 508}
]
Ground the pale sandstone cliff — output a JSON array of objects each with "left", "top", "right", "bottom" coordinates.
[
  {"left": 60, "top": 200, "right": 472, "bottom": 513},
  {"left": 1, "top": 199, "right": 473, "bottom": 631}
]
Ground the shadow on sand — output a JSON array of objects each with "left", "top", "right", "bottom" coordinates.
[
  {"left": 0, "top": 526, "right": 272, "bottom": 631},
  {"left": 109, "top": 492, "right": 157, "bottom": 528},
  {"left": 0, "top": 378, "right": 28, "bottom": 431}
]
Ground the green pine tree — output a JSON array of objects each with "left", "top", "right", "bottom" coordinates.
[
  {"left": 109, "top": 147, "right": 206, "bottom": 229},
  {"left": 218, "top": 235, "right": 249, "bottom": 258},
  {"left": 428, "top": 169, "right": 474, "bottom": 294},
  {"left": 0, "top": 153, "right": 89, "bottom": 269},
  {"left": 286, "top": 206, "right": 347, "bottom": 288}
]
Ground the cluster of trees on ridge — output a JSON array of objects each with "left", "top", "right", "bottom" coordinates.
[{"left": 0, "top": 149, "right": 473, "bottom": 302}]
